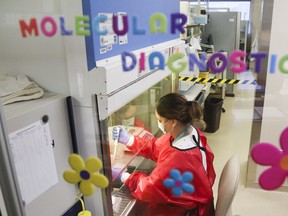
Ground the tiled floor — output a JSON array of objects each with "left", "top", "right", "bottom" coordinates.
[{"left": 205, "top": 72, "right": 288, "bottom": 216}]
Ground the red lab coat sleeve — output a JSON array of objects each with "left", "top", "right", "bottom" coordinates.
[
  {"left": 124, "top": 145, "right": 214, "bottom": 210},
  {"left": 126, "top": 135, "right": 161, "bottom": 162}
]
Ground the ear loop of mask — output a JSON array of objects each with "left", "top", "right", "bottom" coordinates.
[
  {"left": 166, "top": 120, "right": 176, "bottom": 134},
  {"left": 158, "top": 119, "right": 169, "bottom": 133}
]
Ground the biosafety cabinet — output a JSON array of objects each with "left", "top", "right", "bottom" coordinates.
[
  {"left": 70, "top": 39, "right": 202, "bottom": 215},
  {"left": 63, "top": 7, "right": 203, "bottom": 216},
  {"left": 67, "top": 37, "right": 189, "bottom": 216},
  {"left": 61, "top": 0, "right": 198, "bottom": 214},
  {"left": 67, "top": 4, "right": 201, "bottom": 215}
]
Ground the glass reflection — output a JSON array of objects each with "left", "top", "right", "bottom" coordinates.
[{"left": 106, "top": 77, "right": 173, "bottom": 195}]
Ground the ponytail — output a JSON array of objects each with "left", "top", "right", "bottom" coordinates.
[{"left": 188, "top": 101, "right": 206, "bottom": 131}]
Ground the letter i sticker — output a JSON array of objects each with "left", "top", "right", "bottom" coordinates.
[{"left": 139, "top": 53, "right": 145, "bottom": 71}]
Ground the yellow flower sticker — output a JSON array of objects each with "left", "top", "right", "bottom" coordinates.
[{"left": 63, "top": 154, "right": 109, "bottom": 196}]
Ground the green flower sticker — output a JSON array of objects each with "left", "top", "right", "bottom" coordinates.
[{"left": 63, "top": 154, "right": 109, "bottom": 196}]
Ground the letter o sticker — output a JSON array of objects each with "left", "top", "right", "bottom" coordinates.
[
  {"left": 40, "top": 17, "right": 57, "bottom": 37},
  {"left": 208, "top": 52, "right": 227, "bottom": 73}
]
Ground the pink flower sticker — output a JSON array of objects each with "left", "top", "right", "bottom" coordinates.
[{"left": 251, "top": 127, "right": 288, "bottom": 190}]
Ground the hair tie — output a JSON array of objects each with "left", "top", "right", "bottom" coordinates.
[{"left": 187, "top": 101, "right": 193, "bottom": 106}]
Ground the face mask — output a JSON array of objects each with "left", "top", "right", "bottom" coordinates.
[
  {"left": 158, "top": 120, "right": 170, "bottom": 133},
  {"left": 122, "top": 117, "right": 135, "bottom": 126}
]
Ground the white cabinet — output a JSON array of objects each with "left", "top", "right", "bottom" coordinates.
[{"left": 3, "top": 93, "right": 79, "bottom": 216}]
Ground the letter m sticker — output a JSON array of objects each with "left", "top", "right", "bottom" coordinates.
[{"left": 19, "top": 18, "right": 39, "bottom": 38}]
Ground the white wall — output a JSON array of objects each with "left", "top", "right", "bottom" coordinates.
[{"left": 0, "top": 1, "right": 70, "bottom": 95}]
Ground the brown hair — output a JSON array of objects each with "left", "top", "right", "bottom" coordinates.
[{"left": 155, "top": 93, "right": 206, "bottom": 130}]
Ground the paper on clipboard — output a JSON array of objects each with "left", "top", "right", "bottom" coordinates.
[{"left": 9, "top": 120, "right": 58, "bottom": 205}]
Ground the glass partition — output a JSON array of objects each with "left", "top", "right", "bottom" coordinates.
[{"left": 101, "top": 75, "right": 174, "bottom": 215}]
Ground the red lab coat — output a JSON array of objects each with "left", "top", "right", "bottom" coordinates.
[{"left": 124, "top": 127, "right": 216, "bottom": 216}]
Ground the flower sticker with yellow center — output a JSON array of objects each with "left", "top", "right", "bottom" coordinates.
[
  {"left": 251, "top": 127, "right": 288, "bottom": 190},
  {"left": 63, "top": 154, "right": 109, "bottom": 196}
]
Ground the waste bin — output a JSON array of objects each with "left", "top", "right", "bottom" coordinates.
[{"left": 203, "top": 97, "right": 223, "bottom": 133}]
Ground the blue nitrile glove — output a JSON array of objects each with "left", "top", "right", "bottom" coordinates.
[
  {"left": 112, "top": 167, "right": 122, "bottom": 180},
  {"left": 112, "top": 126, "right": 131, "bottom": 145},
  {"left": 112, "top": 167, "right": 130, "bottom": 183}
]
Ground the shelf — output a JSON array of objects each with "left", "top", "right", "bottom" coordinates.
[
  {"left": 179, "top": 83, "right": 205, "bottom": 101},
  {"left": 180, "top": 36, "right": 192, "bottom": 41},
  {"left": 185, "top": 24, "right": 200, "bottom": 28}
]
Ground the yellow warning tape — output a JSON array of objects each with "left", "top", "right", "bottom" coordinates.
[{"left": 179, "top": 76, "right": 257, "bottom": 85}]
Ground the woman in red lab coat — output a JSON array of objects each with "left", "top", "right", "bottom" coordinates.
[{"left": 113, "top": 93, "right": 216, "bottom": 216}]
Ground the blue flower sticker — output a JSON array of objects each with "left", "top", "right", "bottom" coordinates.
[{"left": 163, "top": 169, "right": 195, "bottom": 196}]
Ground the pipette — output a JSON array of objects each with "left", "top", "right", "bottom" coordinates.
[{"left": 112, "top": 127, "right": 120, "bottom": 164}]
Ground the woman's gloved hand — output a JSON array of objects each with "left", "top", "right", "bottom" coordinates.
[
  {"left": 112, "top": 126, "right": 131, "bottom": 145},
  {"left": 111, "top": 167, "right": 130, "bottom": 183},
  {"left": 112, "top": 167, "right": 123, "bottom": 180}
]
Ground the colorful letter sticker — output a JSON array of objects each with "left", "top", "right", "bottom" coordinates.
[
  {"left": 163, "top": 169, "right": 195, "bottom": 196},
  {"left": 251, "top": 127, "right": 288, "bottom": 190},
  {"left": 63, "top": 154, "right": 109, "bottom": 196}
]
